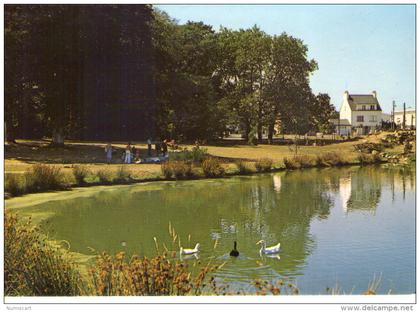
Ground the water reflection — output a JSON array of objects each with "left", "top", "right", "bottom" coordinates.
[{"left": 16, "top": 164, "right": 415, "bottom": 294}]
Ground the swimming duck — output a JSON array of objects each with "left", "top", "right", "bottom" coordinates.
[
  {"left": 229, "top": 241, "right": 239, "bottom": 257},
  {"left": 180, "top": 253, "right": 199, "bottom": 261},
  {"left": 256, "top": 240, "right": 281, "bottom": 255},
  {"left": 180, "top": 243, "right": 200, "bottom": 255}
]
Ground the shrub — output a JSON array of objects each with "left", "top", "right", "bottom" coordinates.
[
  {"left": 283, "top": 155, "right": 316, "bottom": 169},
  {"left": 5, "top": 174, "right": 26, "bottom": 197},
  {"left": 161, "top": 161, "right": 173, "bottom": 179},
  {"left": 184, "top": 162, "right": 194, "bottom": 178},
  {"left": 72, "top": 165, "right": 90, "bottom": 185},
  {"left": 96, "top": 169, "right": 113, "bottom": 184},
  {"left": 235, "top": 160, "right": 253, "bottom": 174},
  {"left": 172, "top": 161, "right": 190, "bottom": 179},
  {"left": 358, "top": 153, "right": 382, "bottom": 165},
  {"left": 113, "top": 166, "right": 131, "bottom": 183},
  {"left": 316, "top": 152, "right": 349, "bottom": 167},
  {"left": 201, "top": 158, "right": 225, "bottom": 178},
  {"left": 169, "top": 147, "right": 208, "bottom": 163},
  {"left": 4, "top": 212, "right": 84, "bottom": 296},
  {"left": 191, "top": 147, "right": 208, "bottom": 163},
  {"left": 161, "top": 161, "right": 193, "bottom": 180},
  {"left": 88, "top": 251, "right": 217, "bottom": 296},
  {"left": 255, "top": 158, "right": 273, "bottom": 173},
  {"left": 24, "top": 164, "right": 66, "bottom": 192}
]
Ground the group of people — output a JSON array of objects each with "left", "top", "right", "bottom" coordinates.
[{"left": 104, "top": 138, "right": 176, "bottom": 164}]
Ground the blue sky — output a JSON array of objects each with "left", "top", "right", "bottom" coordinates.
[{"left": 155, "top": 4, "right": 415, "bottom": 113}]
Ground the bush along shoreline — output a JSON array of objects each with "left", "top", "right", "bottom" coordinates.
[{"left": 5, "top": 150, "right": 398, "bottom": 199}]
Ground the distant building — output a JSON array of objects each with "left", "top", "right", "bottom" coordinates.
[
  {"left": 381, "top": 113, "right": 392, "bottom": 123},
  {"left": 394, "top": 108, "right": 416, "bottom": 129},
  {"left": 329, "top": 118, "right": 351, "bottom": 136},
  {"left": 338, "top": 91, "right": 384, "bottom": 135}
]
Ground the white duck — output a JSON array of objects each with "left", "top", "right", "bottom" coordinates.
[
  {"left": 180, "top": 243, "right": 200, "bottom": 255},
  {"left": 256, "top": 240, "right": 281, "bottom": 255}
]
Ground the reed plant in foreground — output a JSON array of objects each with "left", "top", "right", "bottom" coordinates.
[
  {"left": 88, "top": 251, "right": 219, "bottom": 296},
  {"left": 4, "top": 211, "right": 84, "bottom": 296}
]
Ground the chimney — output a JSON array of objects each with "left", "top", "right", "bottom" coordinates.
[
  {"left": 343, "top": 90, "right": 349, "bottom": 101},
  {"left": 372, "top": 91, "right": 377, "bottom": 98}
]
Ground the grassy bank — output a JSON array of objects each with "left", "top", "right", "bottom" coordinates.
[
  {"left": 5, "top": 151, "right": 386, "bottom": 198},
  {"left": 5, "top": 132, "right": 414, "bottom": 198}
]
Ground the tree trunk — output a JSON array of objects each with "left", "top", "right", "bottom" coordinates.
[
  {"left": 268, "top": 122, "right": 275, "bottom": 144},
  {"left": 243, "top": 123, "right": 250, "bottom": 143},
  {"left": 51, "top": 127, "right": 65, "bottom": 147},
  {"left": 5, "top": 121, "right": 16, "bottom": 144},
  {"left": 257, "top": 122, "right": 263, "bottom": 142}
]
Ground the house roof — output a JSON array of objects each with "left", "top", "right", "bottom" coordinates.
[{"left": 348, "top": 94, "right": 382, "bottom": 111}]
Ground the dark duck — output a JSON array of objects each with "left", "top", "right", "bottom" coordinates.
[{"left": 230, "top": 241, "right": 239, "bottom": 257}]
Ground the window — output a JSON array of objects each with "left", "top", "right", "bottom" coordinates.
[
  {"left": 370, "top": 105, "right": 375, "bottom": 110},
  {"left": 362, "top": 105, "right": 366, "bottom": 110},
  {"left": 369, "top": 116, "right": 377, "bottom": 122},
  {"left": 357, "top": 116, "right": 364, "bottom": 122}
]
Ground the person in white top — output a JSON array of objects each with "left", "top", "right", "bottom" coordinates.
[
  {"left": 105, "top": 143, "right": 113, "bottom": 164},
  {"left": 147, "top": 138, "right": 152, "bottom": 156}
]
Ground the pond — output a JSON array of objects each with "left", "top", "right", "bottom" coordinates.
[{"left": 10, "top": 165, "right": 415, "bottom": 295}]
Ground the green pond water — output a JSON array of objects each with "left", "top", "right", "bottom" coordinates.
[{"left": 9, "top": 165, "right": 415, "bottom": 294}]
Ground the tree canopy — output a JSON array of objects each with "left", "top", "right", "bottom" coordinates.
[{"left": 5, "top": 5, "right": 335, "bottom": 144}]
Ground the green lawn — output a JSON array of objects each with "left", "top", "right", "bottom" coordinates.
[{"left": 4, "top": 132, "right": 406, "bottom": 184}]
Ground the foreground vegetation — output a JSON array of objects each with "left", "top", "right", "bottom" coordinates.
[{"left": 5, "top": 211, "right": 383, "bottom": 296}]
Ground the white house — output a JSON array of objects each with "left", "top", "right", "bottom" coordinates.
[
  {"left": 338, "top": 91, "right": 383, "bottom": 135},
  {"left": 394, "top": 107, "right": 416, "bottom": 129}
]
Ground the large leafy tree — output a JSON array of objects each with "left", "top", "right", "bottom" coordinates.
[
  {"left": 5, "top": 5, "right": 155, "bottom": 145},
  {"left": 266, "top": 33, "right": 318, "bottom": 138},
  {"left": 310, "top": 93, "right": 336, "bottom": 132},
  {"left": 152, "top": 11, "right": 225, "bottom": 141},
  {"left": 215, "top": 26, "right": 272, "bottom": 142},
  {"left": 5, "top": 5, "right": 48, "bottom": 142},
  {"left": 6, "top": 5, "right": 330, "bottom": 145}
]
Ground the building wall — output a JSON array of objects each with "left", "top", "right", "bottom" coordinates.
[
  {"left": 339, "top": 98, "right": 352, "bottom": 125},
  {"left": 350, "top": 110, "right": 382, "bottom": 128},
  {"left": 395, "top": 111, "right": 416, "bottom": 128},
  {"left": 339, "top": 92, "right": 384, "bottom": 135}
]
